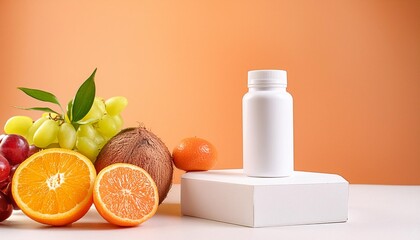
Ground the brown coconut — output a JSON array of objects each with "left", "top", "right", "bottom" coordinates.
[{"left": 95, "top": 127, "right": 173, "bottom": 204}]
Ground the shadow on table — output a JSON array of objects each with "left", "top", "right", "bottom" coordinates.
[
  {"left": 0, "top": 209, "right": 123, "bottom": 230},
  {"left": 157, "top": 203, "right": 181, "bottom": 216},
  {"left": 59, "top": 222, "right": 123, "bottom": 230},
  {"left": 0, "top": 220, "right": 120, "bottom": 230},
  {"left": 1, "top": 203, "right": 182, "bottom": 230}
]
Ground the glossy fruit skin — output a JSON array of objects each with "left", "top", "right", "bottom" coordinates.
[
  {"left": 0, "top": 155, "right": 11, "bottom": 182},
  {"left": 0, "top": 159, "right": 21, "bottom": 211},
  {"left": 76, "top": 137, "right": 99, "bottom": 162},
  {"left": 105, "top": 96, "right": 128, "bottom": 116},
  {"left": 2, "top": 182, "right": 19, "bottom": 210},
  {"left": 9, "top": 164, "right": 19, "bottom": 179},
  {"left": 172, "top": 137, "right": 218, "bottom": 171},
  {"left": 0, "top": 134, "right": 29, "bottom": 166},
  {"left": 0, "top": 191, "right": 13, "bottom": 222},
  {"left": 33, "top": 119, "right": 59, "bottom": 148},
  {"left": 0, "top": 178, "right": 9, "bottom": 191},
  {"left": 28, "top": 145, "right": 40, "bottom": 157},
  {"left": 7, "top": 165, "right": 20, "bottom": 209},
  {"left": 96, "top": 115, "right": 118, "bottom": 138},
  {"left": 58, "top": 122, "right": 77, "bottom": 149},
  {"left": 4, "top": 116, "right": 33, "bottom": 136}
]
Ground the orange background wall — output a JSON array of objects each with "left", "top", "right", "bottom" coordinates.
[{"left": 0, "top": 0, "right": 419, "bottom": 184}]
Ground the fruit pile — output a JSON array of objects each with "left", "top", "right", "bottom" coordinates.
[
  {"left": 4, "top": 97, "right": 127, "bottom": 161},
  {"left": 0, "top": 69, "right": 128, "bottom": 223},
  {"left": 0, "top": 134, "right": 33, "bottom": 221},
  {"left": 8, "top": 148, "right": 159, "bottom": 226},
  {"left": 0, "top": 69, "right": 219, "bottom": 227},
  {"left": 3, "top": 69, "right": 127, "bottom": 162}
]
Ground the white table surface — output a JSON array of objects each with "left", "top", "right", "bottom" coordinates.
[{"left": 1, "top": 184, "right": 419, "bottom": 239}]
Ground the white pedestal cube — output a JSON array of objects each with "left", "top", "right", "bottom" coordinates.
[{"left": 181, "top": 169, "right": 348, "bottom": 227}]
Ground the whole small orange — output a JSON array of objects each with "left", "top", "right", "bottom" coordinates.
[{"left": 172, "top": 137, "right": 217, "bottom": 171}]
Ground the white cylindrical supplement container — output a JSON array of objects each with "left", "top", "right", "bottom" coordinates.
[{"left": 242, "top": 70, "right": 294, "bottom": 177}]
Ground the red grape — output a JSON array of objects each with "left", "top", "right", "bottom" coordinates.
[
  {"left": 0, "top": 134, "right": 29, "bottom": 165},
  {"left": 9, "top": 164, "right": 19, "bottom": 179},
  {"left": 2, "top": 182, "right": 19, "bottom": 210},
  {"left": 0, "top": 191, "right": 12, "bottom": 222},
  {"left": 0, "top": 155, "right": 10, "bottom": 182},
  {"left": 28, "top": 145, "right": 41, "bottom": 157},
  {"left": 0, "top": 178, "right": 9, "bottom": 192}
]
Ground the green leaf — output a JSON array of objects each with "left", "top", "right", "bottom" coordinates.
[
  {"left": 16, "top": 106, "right": 60, "bottom": 115},
  {"left": 76, "top": 118, "right": 99, "bottom": 125},
  {"left": 66, "top": 100, "right": 73, "bottom": 122},
  {"left": 71, "top": 68, "right": 96, "bottom": 122},
  {"left": 18, "top": 87, "right": 62, "bottom": 107}
]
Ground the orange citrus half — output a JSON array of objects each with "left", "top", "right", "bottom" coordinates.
[
  {"left": 93, "top": 163, "right": 159, "bottom": 227},
  {"left": 11, "top": 148, "right": 96, "bottom": 226}
]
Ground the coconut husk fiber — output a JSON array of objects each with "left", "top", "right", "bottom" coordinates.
[{"left": 95, "top": 127, "right": 173, "bottom": 204}]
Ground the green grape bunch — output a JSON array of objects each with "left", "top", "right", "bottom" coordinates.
[{"left": 2, "top": 69, "right": 128, "bottom": 162}]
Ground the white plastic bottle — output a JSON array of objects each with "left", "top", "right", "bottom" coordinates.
[{"left": 243, "top": 70, "right": 294, "bottom": 177}]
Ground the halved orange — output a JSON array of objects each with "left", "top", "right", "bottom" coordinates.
[
  {"left": 11, "top": 148, "right": 96, "bottom": 226},
  {"left": 93, "top": 163, "right": 159, "bottom": 227}
]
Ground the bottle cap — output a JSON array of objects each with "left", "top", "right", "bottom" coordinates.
[{"left": 248, "top": 70, "right": 287, "bottom": 87}]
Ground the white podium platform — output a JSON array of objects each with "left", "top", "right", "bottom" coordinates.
[{"left": 181, "top": 169, "right": 348, "bottom": 227}]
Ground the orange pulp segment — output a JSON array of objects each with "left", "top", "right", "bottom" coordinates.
[
  {"left": 93, "top": 163, "right": 159, "bottom": 227},
  {"left": 11, "top": 148, "right": 96, "bottom": 226}
]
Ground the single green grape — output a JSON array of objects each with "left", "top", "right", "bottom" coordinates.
[
  {"left": 76, "top": 123, "right": 107, "bottom": 149},
  {"left": 112, "top": 114, "right": 124, "bottom": 131},
  {"left": 96, "top": 115, "right": 118, "bottom": 138},
  {"left": 93, "top": 132, "right": 107, "bottom": 149},
  {"left": 105, "top": 96, "right": 128, "bottom": 116},
  {"left": 58, "top": 123, "right": 76, "bottom": 149},
  {"left": 76, "top": 124, "right": 97, "bottom": 138},
  {"left": 78, "top": 99, "right": 105, "bottom": 124},
  {"left": 4, "top": 116, "right": 33, "bottom": 136},
  {"left": 76, "top": 137, "right": 99, "bottom": 162},
  {"left": 94, "top": 97, "right": 106, "bottom": 115},
  {"left": 26, "top": 117, "right": 48, "bottom": 145},
  {"left": 33, "top": 119, "right": 59, "bottom": 148}
]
